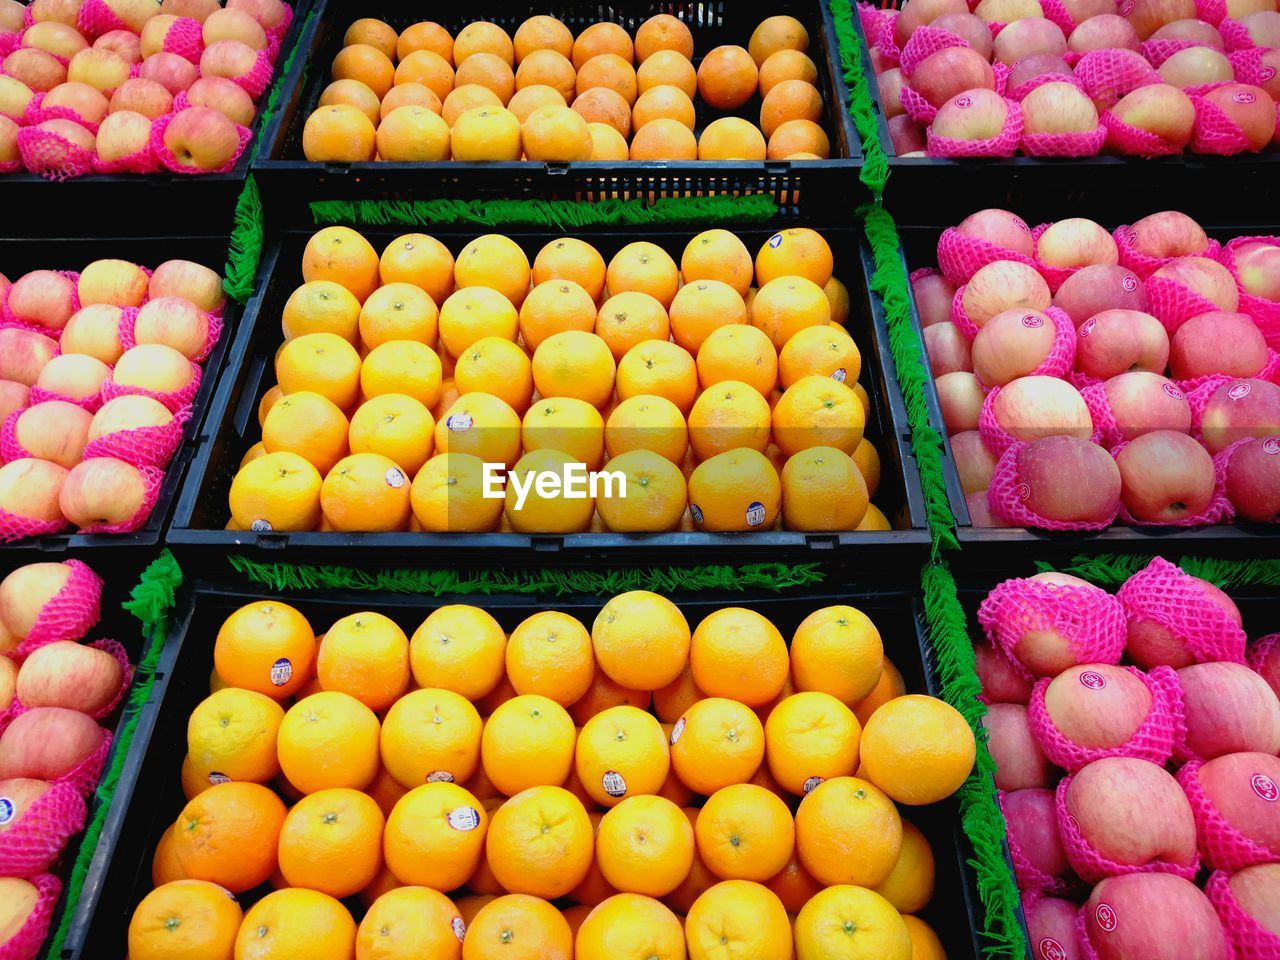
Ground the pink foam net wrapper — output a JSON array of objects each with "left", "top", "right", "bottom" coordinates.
[
  {"left": 1113, "top": 223, "right": 1223, "bottom": 279},
  {"left": 53, "top": 725, "right": 112, "bottom": 798},
  {"left": 978, "top": 576, "right": 1127, "bottom": 679},
  {"left": 73, "top": 462, "right": 163, "bottom": 535},
  {"left": 1221, "top": 236, "right": 1280, "bottom": 350},
  {"left": 998, "top": 790, "right": 1074, "bottom": 895},
  {"left": 0, "top": 506, "right": 69, "bottom": 544},
  {"left": 877, "top": 13, "right": 903, "bottom": 66},
  {"left": 1007, "top": 69, "right": 1085, "bottom": 103},
  {"left": 15, "top": 559, "right": 103, "bottom": 656},
  {"left": 161, "top": 16, "right": 204, "bottom": 63},
  {"left": 1056, "top": 773, "right": 1202, "bottom": 884},
  {"left": 900, "top": 82, "right": 939, "bottom": 125},
  {"left": 900, "top": 25, "right": 974, "bottom": 76},
  {"left": 1220, "top": 16, "right": 1257, "bottom": 51},
  {"left": 0, "top": 32, "right": 20, "bottom": 60},
  {"left": 1227, "top": 48, "right": 1274, "bottom": 86},
  {"left": 119, "top": 304, "right": 223, "bottom": 364},
  {"left": 1248, "top": 633, "right": 1278, "bottom": 673},
  {"left": 76, "top": 0, "right": 129, "bottom": 38},
  {"left": 1076, "top": 907, "right": 1104, "bottom": 960},
  {"left": 987, "top": 440, "right": 1120, "bottom": 531},
  {"left": 1141, "top": 37, "right": 1204, "bottom": 67},
  {"left": 0, "top": 697, "right": 23, "bottom": 736},
  {"left": 0, "top": 781, "right": 86, "bottom": 877},
  {"left": 858, "top": 3, "right": 887, "bottom": 42},
  {"left": 979, "top": 386, "right": 1019, "bottom": 456},
  {"left": 1206, "top": 870, "right": 1280, "bottom": 960},
  {"left": 1040, "top": 0, "right": 1078, "bottom": 33},
  {"left": 83, "top": 403, "right": 189, "bottom": 470},
  {"left": 1192, "top": 92, "right": 1259, "bottom": 155},
  {"left": 1116, "top": 556, "right": 1248, "bottom": 664},
  {"left": 950, "top": 285, "right": 983, "bottom": 340},
  {"left": 1082, "top": 380, "right": 1190, "bottom": 450},
  {"left": 1176, "top": 760, "right": 1278, "bottom": 871},
  {"left": 22, "top": 94, "right": 101, "bottom": 135},
  {"left": 1031, "top": 307, "right": 1079, "bottom": 377},
  {"left": 150, "top": 112, "right": 252, "bottom": 175},
  {"left": 15, "top": 124, "right": 97, "bottom": 181},
  {"left": 0, "top": 874, "right": 60, "bottom": 960},
  {"left": 1028, "top": 665, "right": 1186, "bottom": 771},
  {"left": 264, "top": 2, "right": 293, "bottom": 42},
  {"left": 1030, "top": 223, "right": 1080, "bottom": 293},
  {"left": 1101, "top": 108, "right": 1189, "bottom": 157},
  {"left": 1145, "top": 271, "right": 1225, "bottom": 334},
  {"left": 0, "top": 410, "right": 33, "bottom": 463},
  {"left": 1112, "top": 438, "right": 1234, "bottom": 526},
  {"left": 92, "top": 140, "right": 161, "bottom": 175},
  {"left": 936, "top": 222, "right": 1039, "bottom": 285},
  {"left": 928, "top": 97, "right": 1024, "bottom": 157},
  {"left": 27, "top": 384, "right": 102, "bottom": 413},
  {"left": 101, "top": 359, "right": 201, "bottom": 412},
  {"left": 72, "top": 639, "right": 134, "bottom": 721},
  {"left": 1076, "top": 49, "right": 1162, "bottom": 111},
  {"left": 228, "top": 46, "right": 275, "bottom": 100},
  {"left": 1195, "top": 0, "right": 1229, "bottom": 24}
]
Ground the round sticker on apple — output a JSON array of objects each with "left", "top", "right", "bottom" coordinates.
[
  {"left": 1079, "top": 670, "right": 1107, "bottom": 690},
  {"left": 1229, "top": 383, "right": 1252, "bottom": 401},
  {"left": 1080, "top": 318, "right": 1096, "bottom": 338},
  {"left": 1015, "top": 217, "right": 1031, "bottom": 234},
  {"left": 1163, "top": 383, "right": 1184, "bottom": 400},
  {"left": 1096, "top": 903, "right": 1118, "bottom": 933},
  {"left": 1252, "top": 773, "right": 1279, "bottom": 802},
  {"left": 1233, "top": 91, "right": 1257, "bottom": 104},
  {"left": 1263, "top": 437, "right": 1280, "bottom": 455},
  {"left": 955, "top": 94, "right": 973, "bottom": 108},
  {"left": 1022, "top": 314, "right": 1044, "bottom": 328},
  {"left": 1118, "top": 0, "right": 1134, "bottom": 14},
  {"left": 1122, "top": 227, "right": 1138, "bottom": 245},
  {"left": 1017, "top": 481, "right": 1032, "bottom": 501},
  {"left": 1261, "top": 67, "right": 1277, "bottom": 82},
  {"left": 1039, "top": 938, "right": 1068, "bottom": 960},
  {"left": 1121, "top": 274, "right": 1138, "bottom": 292},
  {"left": 0, "top": 798, "right": 13, "bottom": 825}
]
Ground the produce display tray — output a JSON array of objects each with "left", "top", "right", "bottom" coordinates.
[
  {"left": 251, "top": 0, "right": 868, "bottom": 219},
  {"left": 59, "top": 577, "right": 1000, "bottom": 960},
  {"left": 0, "top": 234, "right": 238, "bottom": 560},
  {"left": 167, "top": 223, "right": 932, "bottom": 567}
]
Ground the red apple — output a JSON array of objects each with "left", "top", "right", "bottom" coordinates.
[
  {"left": 163, "top": 105, "right": 241, "bottom": 170},
  {"left": 0, "top": 622, "right": 17, "bottom": 656},
  {"left": 1004, "top": 788, "right": 1070, "bottom": 883},
  {"left": 1153, "top": 256, "right": 1241, "bottom": 319},
  {"left": 59, "top": 457, "right": 150, "bottom": 528},
  {"left": 1111, "top": 84, "right": 1197, "bottom": 148},
  {"left": 3, "top": 48, "right": 68, "bottom": 92},
  {"left": 22, "top": 21, "right": 87, "bottom": 60},
  {"left": 895, "top": 0, "right": 971, "bottom": 46},
  {"left": 0, "top": 329, "right": 58, "bottom": 386},
  {"left": 956, "top": 209, "right": 1036, "bottom": 259},
  {"left": 1126, "top": 211, "right": 1210, "bottom": 260},
  {"left": 149, "top": 259, "right": 226, "bottom": 314},
  {"left": 162, "top": 0, "right": 220, "bottom": 21},
  {"left": 1223, "top": 436, "right": 1280, "bottom": 522},
  {"left": 1234, "top": 241, "right": 1280, "bottom": 302},
  {"left": 1242, "top": 10, "right": 1280, "bottom": 45},
  {"left": 1013, "top": 436, "right": 1122, "bottom": 524},
  {"left": 994, "top": 376, "right": 1094, "bottom": 442},
  {"left": 1201, "top": 379, "right": 1280, "bottom": 454},
  {"left": 33, "top": 354, "right": 111, "bottom": 407},
  {"left": 869, "top": 46, "right": 895, "bottom": 74},
  {"left": 0, "top": 706, "right": 103, "bottom": 780},
  {"left": 79, "top": 258, "right": 148, "bottom": 308},
  {"left": 1023, "top": 82, "right": 1101, "bottom": 137},
  {"left": 969, "top": 489, "right": 1000, "bottom": 525},
  {"left": 0, "top": 0, "right": 22, "bottom": 29},
  {"left": 66, "top": 47, "right": 131, "bottom": 94},
  {"left": 226, "top": 0, "right": 287, "bottom": 32},
  {"left": 104, "top": 0, "right": 162, "bottom": 33},
  {"left": 1083, "top": 874, "right": 1228, "bottom": 960},
  {"left": 1008, "top": 54, "right": 1075, "bottom": 93},
  {"left": 937, "top": 371, "right": 986, "bottom": 434},
  {"left": 1070, "top": 13, "right": 1143, "bottom": 51},
  {"left": 113, "top": 343, "right": 194, "bottom": 394},
  {"left": 1125, "top": 574, "right": 1242, "bottom": 669},
  {"left": 95, "top": 109, "right": 152, "bottom": 163},
  {"left": 975, "top": 640, "right": 1033, "bottom": 703},
  {"left": 1101, "top": 371, "right": 1192, "bottom": 440},
  {"left": 138, "top": 50, "right": 199, "bottom": 95},
  {"left": 184, "top": 75, "right": 256, "bottom": 127},
  {"left": 198, "top": 38, "right": 258, "bottom": 84},
  {"left": 1226, "top": 863, "right": 1280, "bottom": 936},
  {"left": 7, "top": 270, "right": 78, "bottom": 333},
  {"left": 973, "top": 309, "right": 1061, "bottom": 389},
  {"left": 1191, "top": 751, "right": 1280, "bottom": 860},
  {"left": 1054, "top": 265, "right": 1147, "bottom": 327},
  {"left": 952, "top": 429, "right": 999, "bottom": 493},
  {"left": 0, "top": 459, "right": 67, "bottom": 528},
  {"left": 1170, "top": 311, "right": 1267, "bottom": 381},
  {"left": 993, "top": 18, "right": 1068, "bottom": 64},
  {"left": 1038, "top": 218, "right": 1120, "bottom": 270},
  {"left": 0, "top": 76, "right": 36, "bottom": 120},
  {"left": 1117, "top": 430, "right": 1216, "bottom": 522},
  {"left": 910, "top": 46, "right": 997, "bottom": 108},
  {"left": 878, "top": 68, "right": 905, "bottom": 119},
  {"left": 12, "top": 400, "right": 92, "bottom": 469},
  {"left": 974, "top": 0, "right": 1045, "bottom": 21},
  {"left": 924, "top": 321, "right": 973, "bottom": 376},
  {"left": 60, "top": 305, "right": 125, "bottom": 365},
  {"left": 888, "top": 115, "right": 927, "bottom": 154},
  {"left": 932, "top": 88, "right": 1010, "bottom": 141},
  {"left": 1127, "top": 0, "right": 1199, "bottom": 37},
  {"left": 0, "top": 779, "right": 54, "bottom": 840},
  {"left": 913, "top": 271, "right": 958, "bottom": 327},
  {"left": 1025, "top": 897, "right": 1083, "bottom": 960},
  {"left": 29, "top": 118, "right": 96, "bottom": 171},
  {"left": 1177, "top": 662, "right": 1280, "bottom": 759},
  {"left": 1076, "top": 310, "right": 1169, "bottom": 380},
  {"left": 89, "top": 395, "right": 174, "bottom": 443},
  {"left": 984, "top": 702, "right": 1054, "bottom": 790},
  {"left": 17, "top": 640, "right": 125, "bottom": 716},
  {"left": 962, "top": 261, "right": 1053, "bottom": 329},
  {"left": 1043, "top": 664, "right": 1153, "bottom": 748},
  {"left": 0, "top": 562, "right": 73, "bottom": 640},
  {"left": 0, "top": 381, "right": 29, "bottom": 425},
  {"left": 203, "top": 7, "right": 267, "bottom": 49},
  {"left": 94, "top": 29, "right": 143, "bottom": 65},
  {"left": 134, "top": 296, "right": 210, "bottom": 360},
  {"left": 1202, "top": 84, "right": 1277, "bottom": 152},
  {"left": 42, "top": 80, "right": 110, "bottom": 127},
  {"left": 1150, "top": 18, "right": 1225, "bottom": 46},
  {"left": 932, "top": 12, "right": 996, "bottom": 58},
  {"left": 1158, "top": 47, "right": 1234, "bottom": 88},
  {"left": 108, "top": 77, "right": 173, "bottom": 118}
]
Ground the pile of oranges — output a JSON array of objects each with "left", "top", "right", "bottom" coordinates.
[
  {"left": 126, "top": 592, "right": 975, "bottom": 959},
  {"left": 228, "top": 224, "right": 892, "bottom": 535},
  {"left": 301, "top": 13, "right": 834, "bottom": 162}
]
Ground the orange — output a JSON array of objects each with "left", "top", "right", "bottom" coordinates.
[
  {"left": 760, "top": 79, "right": 821, "bottom": 138},
  {"left": 681, "top": 230, "right": 754, "bottom": 298},
  {"left": 750, "top": 16, "right": 809, "bottom": 64},
  {"left": 569, "top": 810, "right": 616, "bottom": 906},
  {"left": 365, "top": 765, "right": 409, "bottom": 821},
  {"left": 606, "top": 242, "right": 679, "bottom": 309},
  {"left": 360, "top": 341, "right": 444, "bottom": 409},
  {"left": 397, "top": 22, "right": 454, "bottom": 64},
  {"left": 318, "top": 611, "right": 410, "bottom": 711},
  {"left": 755, "top": 229, "right": 833, "bottom": 288},
  {"left": 872, "top": 818, "right": 935, "bottom": 914},
  {"left": 454, "top": 51, "right": 516, "bottom": 103},
  {"left": 410, "top": 452, "right": 505, "bottom": 533},
  {"left": 283, "top": 280, "right": 361, "bottom": 342},
  {"left": 759, "top": 49, "right": 819, "bottom": 97},
  {"left": 670, "top": 697, "right": 765, "bottom": 794},
  {"left": 686, "top": 447, "right": 781, "bottom": 532},
  {"left": 859, "top": 695, "right": 974, "bottom": 805},
  {"left": 697, "top": 45, "right": 758, "bottom": 109},
  {"left": 473, "top": 679, "right": 516, "bottom": 719},
  {"left": 152, "top": 822, "right": 185, "bottom": 885},
  {"left": 504, "top": 447, "right": 598, "bottom": 533},
  {"left": 596, "top": 795, "right": 694, "bottom": 897},
  {"left": 278, "top": 691, "right": 381, "bottom": 794},
  {"left": 239, "top": 442, "right": 267, "bottom": 470},
  {"left": 531, "top": 330, "right": 616, "bottom": 408},
  {"left": 186, "top": 688, "right": 284, "bottom": 786},
  {"left": 377, "top": 105, "right": 451, "bottom": 161},
  {"left": 532, "top": 238, "right": 607, "bottom": 301},
  {"left": 697, "top": 324, "right": 778, "bottom": 396},
  {"left": 383, "top": 782, "right": 488, "bottom": 890},
  {"left": 782, "top": 446, "right": 869, "bottom": 531},
  {"left": 575, "top": 705, "right": 669, "bottom": 807},
  {"left": 481, "top": 694, "right": 575, "bottom": 796},
  {"left": 637, "top": 50, "right": 697, "bottom": 98},
  {"left": 320, "top": 78, "right": 382, "bottom": 125},
  {"left": 764, "top": 853, "right": 824, "bottom": 914},
  {"left": 515, "top": 49, "right": 575, "bottom": 100},
  {"left": 345, "top": 19, "right": 397, "bottom": 58},
  {"left": 259, "top": 386, "right": 283, "bottom": 427},
  {"left": 229, "top": 451, "right": 323, "bottom": 532},
  {"left": 851, "top": 382, "right": 871, "bottom": 421},
  {"left": 382, "top": 688, "right": 483, "bottom": 786},
  {"left": 825, "top": 277, "right": 851, "bottom": 326},
  {"left": 349, "top": 393, "right": 435, "bottom": 476},
  {"left": 172, "top": 782, "right": 285, "bottom": 893},
  {"left": 519, "top": 278, "right": 597, "bottom": 350},
  {"left": 698, "top": 116, "right": 767, "bottom": 160},
  {"left": 277, "top": 788, "right": 383, "bottom": 898},
  {"left": 596, "top": 291, "right": 670, "bottom": 361},
  {"left": 410, "top": 605, "right": 506, "bottom": 701},
  {"left": 790, "top": 605, "right": 883, "bottom": 705},
  {"left": 689, "top": 607, "right": 787, "bottom": 706},
  {"left": 686, "top": 880, "right": 792, "bottom": 959},
  {"left": 663, "top": 809, "right": 716, "bottom": 913},
  {"left": 522, "top": 103, "right": 591, "bottom": 159},
  {"left": 466, "top": 808, "right": 507, "bottom": 896},
  {"left": 321, "top": 452, "right": 412, "bottom": 531},
  {"left": 505, "top": 610, "right": 595, "bottom": 706},
  {"left": 379, "top": 233, "right": 454, "bottom": 305},
  {"left": 765, "top": 692, "right": 861, "bottom": 796},
  {"left": 356, "top": 886, "right": 464, "bottom": 960},
  {"left": 772, "top": 374, "right": 863, "bottom": 457},
  {"left": 687, "top": 379, "right": 771, "bottom": 460},
  {"left": 569, "top": 670, "right": 650, "bottom": 726},
  {"left": 591, "top": 590, "right": 690, "bottom": 690},
  {"left": 439, "top": 285, "right": 521, "bottom": 358},
  {"left": 454, "top": 234, "right": 531, "bottom": 308},
  {"left": 652, "top": 664, "right": 703, "bottom": 724},
  {"left": 214, "top": 600, "right": 315, "bottom": 701},
  {"left": 182, "top": 753, "right": 212, "bottom": 800},
  {"left": 852, "top": 656, "right": 903, "bottom": 726},
  {"left": 794, "top": 885, "right": 910, "bottom": 960},
  {"left": 571, "top": 87, "right": 632, "bottom": 137},
  {"left": 382, "top": 83, "right": 444, "bottom": 121},
  {"left": 485, "top": 785, "right": 593, "bottom": 897},
  {"left": 795, "top": 776, "right": 902, "bottom": 886},
  {"left": 127, "top": 879, "right": 242, "bottom": 960},
  {"left": 433, "top": 392, "right": 522, "bottom": 468},
  {"left": 778, "top": 323, "right": 859, "bottom": 388},
  {"left": 442, "top": 84, "right": 503, "bottom": 124},
  {"left": 507, "top": 84, "right": 566, "bottom": 122},
  {"left": 333, "top": 43, "right": 395, "bottom": 99},
  {"left": 604, "top": 394, "right": 686, "bottom": 463},
  {"left": 576, "top": 52, "right": 637, "bottom": 105},
  {"left": 454, "top": 21, "right": 514, "bottom": 66},
  {"left": 394, "top": 49, "right": 453, "bottom": 98},
  {"left": 695, "top": 783, "right": 794, "bottom": 882},
  {"left": 513, "top": 15, "right": 573, "bottom": 61},
  {"left": 750, "top": 276, "right": 831, "bottom": 351},
  {"left": 236, "top": 888, "right": 356, "bottom": 960},
  {"left": 904, "top": 917, "right": 947, "bottom": 960},
  {"left": 768, "top": 118, "right": 830, "bottom": 159},
  {"left": 521, "top": 395, "right": 605, "bottom": 469},
  {"left": 572, "top": 22, "right": 633, "bottom": 69},
  {"left": 450, "top": 105, "right": 522, "bottom": 160},
  {"left": 575, "top": 893, "right": 685, "bottom": 960},
  {"left": 669, "top": 279, "right": 748, "bottom": 353},
  {"left": 303, "top": 102, "right": 377, "bottom": 162},
  {"left": 635, "top": 13, "right": 694, "bottom": 61},
  {"left": 629, "top": 117, "right": 698, "bottom": 160},
  {"left": 456, "top": 894, "right": 497, "bottom": 927},
  {"left": 616, "top": 340, "right": 697, "bottom": 414},
  {"left": 857, "top": 504, "right": 891, "bottom": 531},
  {"left": 631, "top": 84, "right": 695, "bottom": 130},
  {"left": 262, "top": 391, "right": 350, "bottom": 475},
  {"left": 463, "top": 894, "right": 572, "bottom": 960},
  {"left": 596, "top": 449, "right": 687, "bottom": 533},
  {"left": 276, "top": 332, "right": 362, "bottom": 409}
]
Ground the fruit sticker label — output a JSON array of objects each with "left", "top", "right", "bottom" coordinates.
[
  {"left": 1122, "top": 275, "right": 1139, "bottom": 292},
  {"left": 1163, "top": 383, "right": 1184, "bottom": 400},
  {"left": 746, "top": 501, "right": 767, "bottom": 527},
  {"left": 1252, "top": 773, "right": 1279, "bottom": 802},
  {"left": 954, "top": 94, "right": 972, "bottom": 108},
  {"left": 446, "top": 412, "right": 474, "bottom": 432},
  {"left": 670, "top": 717, "right": 686, "bottom": 745},
  {"left": 250, "top": 519, "right": 272, "bottom": 532},
  {"left": 385, "top": 467, "right": 406, "bottom": 489},
  {"left": 1234, "top": 91, "right": 1256, "bottom": 104},
  {"left": 1021, "top": 314, "right": 1044, "bottom": 328},
  {"left": 802, "top": 777, "right": 824, "bottom": 794},
  {"left": 208, "top": 772, "right": 231, "bottom": 785},
  {"left": 602, "top": 770, "right": 628, "bottom": 798},
  {"left": 451, "top": 917, "right": 466, "bottom": 943},
  {"left": 447, "top": 807, "right": 481, "bottom": 831},
  {"left": 1080, "top": 318, "right": 1096, "bottom": 338},
  {"left": 1263, "top": 438, "right": 1280, "bottom": 455},
  {"left": 831, "top": 368, "right": 847, "bottom": 383},
  {"left": 270, "top": 657, "right": 292, "bottom": 686},
  {"left": 1017, "top": 482, "right": 1032, "bottom": 501},
  {"left": 1079, "top": 670, "right": 1107, "bottom": 690},
  {"left": 0, "top": 798, "right": 13, "bottom": 824},
  {"left": 427, "top": 771, "right": 455, "bottom": 783},
  {"left": 1229, "top": 383, "right": 1252, "bottom": 401},
  {"left": 1039, "top": 938, "right": 1068, "bottom": 960},
  {"left": 690, "top": 504, "right": 704, "bottom": 526},
  {"left": 1095, "top": 903, "right": 1118, "bottom": 932},
  {"left": 768, "top": 234, "right": 783, "bottom": 249}
]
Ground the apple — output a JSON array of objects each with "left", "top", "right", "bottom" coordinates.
[
  {"left": 108, "top": 78, "right": 173, "bottom": 119},
  {"left": 1025, "top": 897, "right": 1082, "bottom": 960},
  {"left": 6, "top": 270, "right": 78, "bottom": 333},
  {"left": 88, "top": 395, "right": 175, "bottom": 446},
  {"left": 878, "top": 68, "right": 905, "bottom": 119},
  {"left": 1076, "top": 310, "right": 1169, "bottom": 380},
  {"left": 1022, "top": 82, "right": 1100, "bottom": 137},
  {"left": 993, "top": 18, "right": 1068, "bottom": 64},
  {"left": 1116, "top": 430, "right": 1216, "bottom": 522},
  {"left": 0, "top": 562, "right": 74, "bottom": 640},
  {"left": 59, "top": 456, "right": 151, "bottom": 528},
  {"left": 0, "top": 329, "right": 58, "bottom": 387},
  {"left": 975, "top": 640, "right": 1033, "bottom": 702},
  {"left": 150, "top": 259, "right": 226, "bottom": 314},
  {"left": 869, "top": 46, "right": 895, "bottom": 74},
  {"left": 79, "top": 258, "right": 148, "bottom": 308},
  {"left": 924, "top": 322, "right": 972, "bottom": 376},
  {"left": 1242, "top": 10, "right": 1280, "bottom": 45},
  {"left": 105, "top": 0, "right": 162, "bottom": 33},
  {"left": 138, "top": 51, "right": 199, "bottom": 95},
  {"left": 968, "top": 489, "right": 1000, "bottom": 526},
  {"left": 17, "top": 641, "right": 126, "bottom": 716},
  {"left": 66, "top": 48, "right": 131, "bottom": 94},
  {"left": 962, "top": 261, "right": 1053, "bottom": 328},
  {"left": 184, "top": 75, "right": 256, "bottom": 127},
  {"left": 199, "top": 39, "right": 258, "bottom": 84},
  {"left": 974, "top": 0, "right": 1046, "bottom": 22},
  {"left": 1189, "top": 751, "right": 1280, "bottom": 862},
  {"left": 0, "top": 622, "right": 17, "bottom": 656},
  {"left": 1082, "top": 874, "right": 1229, "bottom": 960},
  {"left": 1053, "top": 265, "right": 1147, "bottom": 327},
  {"left": 1151, "top": 256, "right": 1240, "bottom": 316},
  {"left": 1226, "top": 863, "right": 1280, "bottom": 936},
  {"left": 0, "top": 381, "right": 29, "bottom": 425},
  {"left": 1227, "top": 0, "right": 1275, "bottom": 19},
  {"left": 0, "top": 76, "right": 36, "bottom": 119},
  {"left": 1170, "top": 311, "right": 1267, "bottom": 381},
  {"left": 1008, "top": 54, "right": 1075, "bottom": 93},
  {"left": 952, "top": 430, "right": 998, "bottom": 493},
  {"left": 1123, "top": 571, "right": 1242, "bottom": 669},
  {"left": 0, "top": 656, "right": 14, "bottom": 710},
  {"left": 2, "top": 48, "right": 68, "bottom": 93},
  {"left": 0, "top": 707, "right": 103, "bottom": 780},
  {"left": 0, "top": 0, "right": 22, "bottom": 29},
  {"left": 932, "top": 12, "right": 997, "bottom": 59},
  {"left": 134, "top": 296, "right": 210, "bottom": 360},
  {"left": 60, "top": 305, "right": 125, "bottom": 365},
  {"left": 0, "top": 779, "right": 55, "bottom": 838},
  {"left": 12, "top": 401, "right": 93, "bottom": 469},
  {"left": 895, "top": 0, "right": 971, "bottom": 46},
  {"left": 1223, "top": 436, "right": 1280, "bottom": 522},
  {"left": 888, "top": 115, "right": 927, "bottom": 154},
  {"left": 34, "top": 354, "right": 112, "bottom": 405},
  {"left": 43, "top": 81, "right": 110, "bottom": 128},
  {"left": 1110, "top": 84, "right": 1197, "bottom": 148},
  {"left": 163, "top": 106, "right": 242, "bottom": 170},
  {"left": 22, "top": 22, "right": 87, "bottom": 60},
  {"left": 226, "top": 0, "right": 288, "bottom": 32},
  {"left": 203, "top": 8, "right": 267, "bottom": 51},
  {"left": 162, "top": 0, "right": 220, "bottom": 21},
  {"left": 1004, "top": 788, "right": 1070, "bottom": 884},
  {"left": 973, "top": 309, "right": 1061, "bottom": 389},
  {"left": 28, "top": 0, "right": 84, "bottom": 29},
  {"left": 1177, "top": 662, "right": 1280, "bottom": 759},
  {"left": 1149, "top": 18, "right": 1225, "bottom": 46},
  {"left": 95, "top": 30, "right": 143, "bottom": 65},
  {"left": 932, "top": 88, "right": 1010, "bottom": 141},
  {"left": 1127, "top": 0, "right": 1199, "bottom": 37},
  {"left": 1202, "top": 84, "right": 1277, "bottom": 152},
  {"left": 984, "top": 703, "right": 1053, "bottom": 790},
  {"left": 0, "top": 116, "right": 15, "bottom": 166},
  {"left": 1042, "top": 664, "right": 1154, "bottom": 749},
  {"left": 955, "top": 209, "right": 1036, "bottom": 259},
  {"left": 1012, "top": 436, "right": 1122, "bottom": 524},
  {"left": 914, "top": 272, "right": 958, "bottom": 327},
  {"left": 1159, "top": 47, "right": 1234, "bottom": 88},
  {"left": 140, "top": 15, "right": 182, "bottom": 59},
  {"left": 909, "top": 47, "right": 997, "bottom": 108},
  {"left": 937, "top": 371, "right": 986, "bottom": 434},
  {"left": 1071, "top": 13, "right": 1143, "bottom": 51},
  {"left": 993, "top": 376, "right": 1094, "bottom": 442},
  {"left": 113, "top": 344, "right": 194, "bottom": 395},
  {"left": 1065, "top": 756, "right": 1199, "bottom": 871},
  {"left": 1201, "top": 379, "right": 1280, "bottom": 453},
  {"left": 96, "top": 110, "right": 152, "bottom": 163},
  {"left": 1234, "top": 242, "right": 1280, "bottom": 301},
  {"left": 1039, "top": 218, "right": 1119, "bottom": 270}
]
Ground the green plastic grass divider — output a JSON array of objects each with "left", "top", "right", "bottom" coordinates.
[
  {"left": 223, "top": 173, "right": 265, "bottom": 306},
  {"left": 248, "top": 4, "right": 318, "bottom": 164},
  {"left": 828, "top": 0, "right": 889, "bottom": 195},
  {"left": 42, "top": 550, "right": 185, "bottom": 960},
  {"left": 1041, "top": 554, "right": 1280, "bottom": 590}
]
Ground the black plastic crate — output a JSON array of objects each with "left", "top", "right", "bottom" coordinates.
[
  {"left": 60, "top": 578, "right": 1002, "bottom": 960},
  {"left": 0, "top": 235, "right": 238, "bottom": 559},
  {"left": 168, "top": 223, "right": 932, "bottom": 566},
  {"left": 251, "top": 0, "right": 867, "bottom": 219}
]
